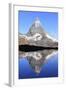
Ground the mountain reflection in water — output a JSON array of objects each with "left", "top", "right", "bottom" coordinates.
[{"left": 19, "top": 50, "right": 58, "bottom": 79}]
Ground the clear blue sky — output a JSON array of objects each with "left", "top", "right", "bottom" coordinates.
[{"left": 18, "top": 11, "right": 58, "bottom": 40}]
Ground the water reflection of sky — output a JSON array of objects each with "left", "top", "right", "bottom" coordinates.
[{"left": 19, "top": 51, "right": 58, "bottom": 79}]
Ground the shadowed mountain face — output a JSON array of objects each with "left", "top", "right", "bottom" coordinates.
[
  {"left": 19, "top": 50, "right": 57, "bottom": 74},
  {"left": 19, "top": 18, "right": 58, "bottom": 48}
]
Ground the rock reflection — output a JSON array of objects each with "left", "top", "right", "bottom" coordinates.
[{"left": 19, "top": 50, "right": 57, "bottom": 74}]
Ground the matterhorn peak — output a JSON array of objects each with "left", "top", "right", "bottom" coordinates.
[{"left": 34, "top": 17, "right": 41, "bottom": 28}]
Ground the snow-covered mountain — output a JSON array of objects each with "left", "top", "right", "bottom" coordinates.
[{"left": 19, "top": 17, "right": 58, "bottom": 48}]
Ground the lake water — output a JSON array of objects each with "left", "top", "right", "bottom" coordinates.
[{"left": 19, "top": 50, "right": 58, "bottom": 79}]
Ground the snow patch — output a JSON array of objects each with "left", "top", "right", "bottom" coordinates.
[
  {"left": 34, "top": 17, "right": 41, "bottom": 28},
  {"left": 19, "top": 33, "right": 42, "bottom": 41},
  {"left": 46, "top": 51, "right": 57, "bottom": 60},
  {"left": 19, "top": 52, "right": 42, "bottom": 60},
  {"left": 46, "top": 34, "right": 58, "bottom": 42}
]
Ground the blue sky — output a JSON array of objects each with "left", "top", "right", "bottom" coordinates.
[{"left": 18, "top": 11, "right": 58, "bottom": 40}]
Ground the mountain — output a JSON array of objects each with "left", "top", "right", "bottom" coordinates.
[{"left": 19, "top": 17, "right": 58, "bottom": 48}]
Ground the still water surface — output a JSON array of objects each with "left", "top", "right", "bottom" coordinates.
[{"left": 19, "top": 50, "right": 58, "bottom": 79}]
